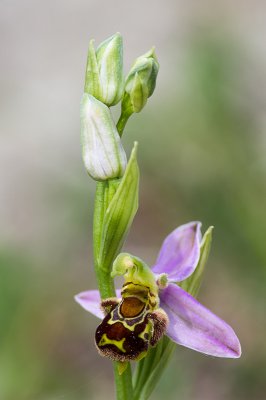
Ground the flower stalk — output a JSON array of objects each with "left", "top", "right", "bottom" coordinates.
[
  {"left": 76, "top": 33, "right": 241, "bottom": 400},
  {"left": 93, "top": 178, "right": 135, "bottom": 399}
]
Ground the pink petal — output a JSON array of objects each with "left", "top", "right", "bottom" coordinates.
[
  {"left": 160, "top": 283, "right": 241, "bottom": 358},
  {"left": 74, "top": 289, "right": 121, "bottom": 319},
  {"left": 152, "top": 222, "right": 202, "bottom": 282},
  {"left": 74, "top": 290, "right": 104, "bottom": 319}
]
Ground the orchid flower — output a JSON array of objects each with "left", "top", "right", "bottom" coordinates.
[{"left": 75, "top": 221, "right": 241, "bottom": 359}]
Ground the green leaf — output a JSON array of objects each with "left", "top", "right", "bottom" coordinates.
[
  {"left": 97, "top": 142, "right": 139, "bottom": 273},
  {"left": 133, "top": 337, "right": 175, "bottom": 400}
]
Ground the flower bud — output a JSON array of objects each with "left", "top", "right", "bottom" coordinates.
[
  {"left": 80, "top": 93, "right": 127, "bottom": 181},
  {"left": 122, "top": 47, "right": 159, "bottom": 113},
  {"left": 84, "top": 33, "right": 123, "bottom": 106}
]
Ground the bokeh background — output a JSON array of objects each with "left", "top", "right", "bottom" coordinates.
[{"left": 1, "top": 1, "right": 266, "bottom": 399}]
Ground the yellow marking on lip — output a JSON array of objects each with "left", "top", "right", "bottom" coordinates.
[
  {"left": 98, "top": 334, "right": 126, "bottom": 353},
  {"left": 106, "top": 308, "right": 146, "bottom": 331},
  {"left": 139, "top": 320, "right": 153, "bottom": 341},
  {"left": 107, "top": 316, "right": 146, "bottom": 332}
]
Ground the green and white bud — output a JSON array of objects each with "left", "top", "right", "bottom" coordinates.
[
  {"left": 80, "top": 93, "right": 127, "bottom": 181},
  {"left": 84, "top": 33, "right": 123, "bottom": 106},
  {"left": 122, "top": 47, "right": 159, "bottom": 113}
]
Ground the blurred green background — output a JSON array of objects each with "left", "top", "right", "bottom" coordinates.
[{"left": 1, "top": 1, "right": 266, "bottom": 399}]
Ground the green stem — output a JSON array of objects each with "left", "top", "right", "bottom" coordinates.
[
  {"left": 93, "top": 181, "right": 134, "bottom": 399},
  {"left": 116, "top": 111, "right": 132, "bottom": 136},
  {"left": 93, "top": 181, "right": 116, "bottom": 298},
  {"left": 114, "top": 362, "right": 133, "bottom": 400},
  {"left": 133, "top": 338, "right": 175, "bottom": 400}
]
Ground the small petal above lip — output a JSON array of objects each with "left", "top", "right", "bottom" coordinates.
[
  {"left": 159, "top": 283, "right": 241, "bottom": 358},
  {"left": 152, "top": 222, "right": 202, "bottom": 282},
  {"left": 74, "top": 289, "right": 121, "bottom": 319}
]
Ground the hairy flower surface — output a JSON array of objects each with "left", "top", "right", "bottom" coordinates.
[{"left": 75, "top": 221, "right": 241, "bottom": 359}]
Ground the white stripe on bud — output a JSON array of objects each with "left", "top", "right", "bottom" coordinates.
[
  {"left": 81, "top": 94, "right": 127, "bottom": 181},
  {"left": 84, "top": 33, "right": 124, "bottom": 107}
]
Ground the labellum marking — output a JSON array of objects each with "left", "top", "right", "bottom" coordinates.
[{"left": 95, "top": 282, "right": 168, "bottom": 362}]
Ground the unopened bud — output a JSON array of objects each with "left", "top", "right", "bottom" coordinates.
[
  {"left": 122, "top": 47, "right": 159, "bottom": 113},
  {"left": 84, "top": 33, "right": 123, "bottom": 106},
  {"left": 80, "top": 93, "right": 127, "bottom": 181}
]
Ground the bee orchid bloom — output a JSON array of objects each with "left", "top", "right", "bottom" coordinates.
[{"left": 75, "top": 221, "right": 241, "bottom": 359}]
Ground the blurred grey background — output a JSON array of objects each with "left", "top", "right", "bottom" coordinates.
[{"left": 1, "top": 1, "right": 266, "bottom": 399}]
